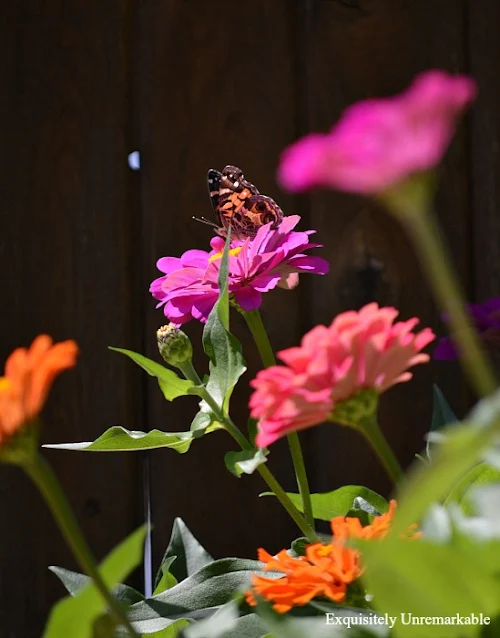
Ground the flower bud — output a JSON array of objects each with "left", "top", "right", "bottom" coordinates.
[{"left": 157, "top": 324, "right": 193, "bottom": 367}]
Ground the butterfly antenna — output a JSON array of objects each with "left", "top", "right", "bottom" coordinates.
[{"left": 192, "top": 215, "right": 219, "bottom": 229}]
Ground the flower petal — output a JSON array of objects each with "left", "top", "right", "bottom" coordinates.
[{"left": 234, "top": 287, "right": 262, "bottom": 311}]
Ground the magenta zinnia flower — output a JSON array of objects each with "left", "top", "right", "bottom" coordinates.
[
  {"left": 435, "top": 297, "right": 500, "bottom": 360},
  {"left": 150, "top": 216, "right": 329, "bottom": 325},
  {"left": 278, "top": 70, "right": 476, "bottom": 195},
  {"left": 250, "top": 303, "right": 435, "bottom": 447}
]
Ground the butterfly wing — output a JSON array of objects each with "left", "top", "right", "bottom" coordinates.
[
  {"left": 203, "top": 166, "right": 282, "bottom": 240},
  {"left": 240, "top": 195, "right": 284, "bottom": 235},
  {"left": 207, "top": 169, "right": 222, "bottom": 217}
]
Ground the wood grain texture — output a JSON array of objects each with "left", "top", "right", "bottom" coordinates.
[
  {"left": 469, "top": 1, "right": 500, "bottom": 298},
  {"left": 301, "top": 0, "right": 470, "bottom": 495},
  {"left": 135, "top": 0, "right": 306, "bottom": 565},
  {"left": 0, "top": 2, "right": 142, "bottom": 635}
]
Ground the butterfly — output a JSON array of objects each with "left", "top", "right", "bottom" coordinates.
[{"left": 194, "top": 165, "right": 284, "bottom": 240}]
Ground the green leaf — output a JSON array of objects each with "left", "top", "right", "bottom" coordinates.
[
  {"left": 153, "top": 557, "right": 178, "bottom": 596},
  {"left": 156, "top": 518, "right": 213, "bottom": 585},
  {"left": 420, "top": 503, "right": 454, "bottom": 542},
  {"left": 49, "top": 566, "right": 144, "bottom": 605},
  {"left": 183, "top": 600, "right": 239, "bottom": 638},
  {"left": 149, "top": 559, "right": 271, "bottom": 610},
  {"left": 203, "top": 229, "right": 232, "bottom": 352},
  {"left": 361, "top": 534, "right": 500, "bottom": 637},
  {"left": 481, "top": 615, "right": 500, "bottom": 638},
  {"left": 344, "top": 507, "right": 372, "bottom": 527},
  {"left": 127, "top": 559, "right": 271, "bottom": 635},
  {"left": 182, "top": 610, "right": 268, "bottom": 638},
  {"left": 261, "top": 486, "right": 388, "bottom": 522},
  {"left": 44, "top": 426, "right": 196, "bottom": 453},
  {"left": 391, "top": 419, "right": 496, "bottom": 536},
  {"left": 49, "top": 567, "right": 184, "bottom": 637},
  {"left": 247, "top": 419, "right": 258, "bottom": 445},
  {"left": 225, "top": 448, "right": 268, "bottom": 477},
  {"left": 149, "top": 619, "right": 190, "bottom": 637},
  {"left": 91, "top": 613, "right": 117, "bottom": 637},
  {"left": 190, "top": 408, "right": 224, "bottom": 434},
  {"left": 216, "top": 614, "right": 269, "bottom": 638},
  {"left": 445, "top": 464, "right": 500, "bottom": 515},
  {"left": 202, "top": 228, "right": 246, "bottom": 413},
  {"left": 468, "top": 484, "right": 500, "bottom": 532},
  {"left": 182, "top": 602, "right": 270, "bottom": 638},
  {"left": 351, "top": 496, "right": 382, "bottom": 518},
  {"left": 431, "top": 385, "right": 458, "bottom": 431},
  {"left": 342, "top": 495, "right": 386, "bottom": 527},
  {"left": 421, "top": 498, "right": 500, "bottom": 542},
  {"left": 107, "top": 348, "right": 220, "bottom": 449},
  {"left": 110, "top": 347, "right": 199, "bottom": 401},
  {"left": 289, "top": 537, "right": 308, "bottom": 557},
  {"left": 256, "top": 601, "right": 387, "bottom": 637},
  {"left": 43, "top": 525, "right": 147, "bottom": 638},
  {"left": 427, "top": 385, "right": 458, "bottom": 459}
]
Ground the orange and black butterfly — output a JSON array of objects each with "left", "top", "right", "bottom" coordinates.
[{"left": 196, "top": 165, "right": 284, "bottom": 241}]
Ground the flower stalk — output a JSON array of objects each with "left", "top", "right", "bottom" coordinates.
[
  {"left": 241, "top": 309, "right": 315, "bottom": 530},
  {"left": 383, "top": 183, "right": 497, "bottom": 399},
  {"left": 357, "top": 416, "right": 403, "bottom": 485},
  {"left": 177, "top": 358, "right": 319, "bottom": 542},
  {"left": 24, "top": 454, "right": 138, "bottom": 637},
  {"left": 331, "top": 389, "right": 403, "bottom": 485}
]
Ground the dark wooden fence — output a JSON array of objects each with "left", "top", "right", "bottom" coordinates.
[{"left": 1, "top": 1, "right": 499, "bottom": 635}]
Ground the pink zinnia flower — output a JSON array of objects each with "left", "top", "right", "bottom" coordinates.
[
  {"left": 278, "top": 70, "right": 476, "bottom": 195},
  {"left": 250, "top": 303, "right": 435, "bottom": 447},
  {"left": 150, "top": 216, "right": 329, "bottom": 325}
]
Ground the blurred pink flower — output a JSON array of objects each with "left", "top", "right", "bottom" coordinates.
[
  {"left": 250, "top": 303, "right": 435, "bottom": 447},
  {"left": 150, "top": 216, "right": 329, "bottom": 325},
  {"left": 278, "top": 70, "right": 476, "bottom": 195}
]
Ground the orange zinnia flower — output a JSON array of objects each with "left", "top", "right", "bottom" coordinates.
[
  {"left": 245, "top": 544, "right": 362, "bottom": 613},
  {"left": 331, "top": 500, "right": 397, "bottom": 542},
  {"left": 247, "top": 500, "right": 420, "bottom": 613},
  {"left": 331, "top": 500, "right": 421, "bottom": 542},
  {"left": 0, "top": 335, "right": 79, "bottom": 446}
]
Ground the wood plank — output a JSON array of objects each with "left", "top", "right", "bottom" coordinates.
[
  {"left": 0, "top": 3, "right": 142, "bottom": 635},
  {"left": 469, "top": 2, "right": 500, "bottom": 304},
  {"left": 302, "top": 0, "right": 470, "bottom": 495},
  {"left": 135, "top": 0, "right": 305, "bottom": 562}
]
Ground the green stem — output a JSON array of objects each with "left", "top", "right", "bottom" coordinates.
[
  {"left": 386, "top": 184, "right": 497, "bottom": 398},
  {"left": 242, "top": 309, "right": 276, "bottom": 367},
  {"left": 24, "top": 454, "right": 138, "bottom": 636},
  {"left": 257, "top": 464, "right": 317, "bottom": 539},
  {"left": 286, "top": 433, "right": 315, "bottom": 528},
  {"left": 241, "top": 309, "right": 315, "bottom": 530},
  {"left": 358, "top": 416, "right": 403, "bottom": 485},
  {"left": 179, "top": 359, "right": 319, "bottom": 542}
]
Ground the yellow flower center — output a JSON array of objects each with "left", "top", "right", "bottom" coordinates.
[{"left": 209, "top": 246, "right": 242, "bottom": 262}]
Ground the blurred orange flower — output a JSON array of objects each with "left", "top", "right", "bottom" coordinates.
[
  {"left": 331, "top": 499, "right": 397, "bottom": 542},
  {"left": 0, "top": 335, "right": 78, "bottom": 445},
  {"left": 247, "top": 500, "right": 420, "bottom": 613},
  {"left": 332, "top": 500, "right": 421, "bottom": 542}
]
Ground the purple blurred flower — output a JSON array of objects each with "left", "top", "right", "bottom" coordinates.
[
  {"left": 150, "top": 215, "right": 329, "bottom": 325},
  {"left": 278, "top": 70, "right": 477, "bottom": 195},
  {"left": 435, "top": 297, "right": 500, "bottom": 360}
]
